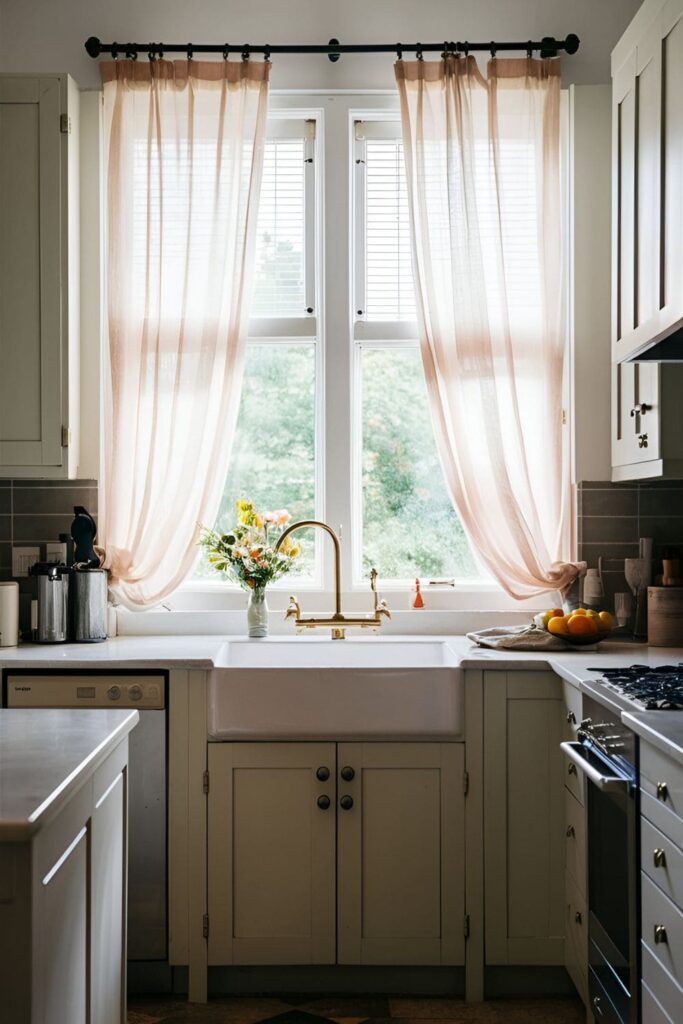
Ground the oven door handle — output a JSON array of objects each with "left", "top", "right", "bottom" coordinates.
[{"left": 560, "top": 741, "right": 629, "bottom": 792}]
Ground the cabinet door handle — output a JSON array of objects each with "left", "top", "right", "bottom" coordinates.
[
  {"left": 566, "top": 711, "right": 576, "bottom": 725},
  {"left": 654, "top": 848, "right": 667, "bottom": 868},
  {"left": 654, "top": 924, "right": 668, "bottom": 945},
  {"left": 566, "top": 825, "right": 575, "bottom": 838},
  {"left": 340, "top": 766, "right": 355, "bottom": 782},
  {"left": 340, "top": 795, "right": 354, "bottom": 810},
  {"left": 317, "top": 794, "right": 331, "bottom": 811},
  {"left": 630, "top": 403, "right": 651, "bottom": 417},
  {"left": 316, "top": 766, "right": 330, "bottom": 781},
  {"left": 574, "top": 911, "right": 582, "bottom": 925},
  {"left": 657, "top": 782, "right": 669, "bottom": 801},
  {"left": 593, "top": 996, "right": 604, "bottom": 1016},
  {"left": 568, "top": 763, "right": 577, "bottom": 776},
  {"left": 638, "top": 433, "right": 649, "bottom": 449}
]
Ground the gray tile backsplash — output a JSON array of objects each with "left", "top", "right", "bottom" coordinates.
[
  {"left": 578, "top": 480, "right": 683, "bottom": 612},
  {"left": 0, "top": 480, "right": 98, "bottom": 629}
]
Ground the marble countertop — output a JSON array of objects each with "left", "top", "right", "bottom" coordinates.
[{"left": 0, "top": 708, "right": 139, "bottom": 841}]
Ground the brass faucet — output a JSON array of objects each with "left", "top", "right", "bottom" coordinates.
[{"left": 275, "top": 520, "right": 391, "bottom": 639}]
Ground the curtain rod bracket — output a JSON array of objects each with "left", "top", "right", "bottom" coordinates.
[{"left": 327, "top": 38, "right": 341, "bottom": 63}]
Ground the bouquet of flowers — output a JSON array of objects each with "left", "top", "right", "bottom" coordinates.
[{"left": 200, "top": 499, "right": 302, "bottom": 591}]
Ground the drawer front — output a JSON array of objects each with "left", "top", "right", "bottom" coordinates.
[
  {"left": 642, "top": 982, "right": 675, "bottom": 1024},
  {"left": 563, "top": 682, "right": 583, "bottom": 741},
  {"left": 565, "top": 787, "right": 586, "bottom": 892},
  {"left": 642, "top": 817, "right": 683, "bottom": 909},
  {"left": 642, "top": 873, "right": 683, "bottom": 984},
  {"left": 640, "top": 743, "right": 683, "bottom": 823},
  {"left": 565, "top": 871, "right": 587, "bottom": 1006},
  {"left": 564, "top": 751, "right": 585, "bottom": 806},
  {"left": 642, "top": 789, "right": 683, "bottom": 849},
  {"left": 642, "top": 940, "right": 683, "bottom": 1024}
]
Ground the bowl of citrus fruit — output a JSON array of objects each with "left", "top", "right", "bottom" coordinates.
[{"left": 534, "top": 607, "right": 615, "bottom": 646}]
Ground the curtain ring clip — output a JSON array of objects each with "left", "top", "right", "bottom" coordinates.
[
  {"left": 186, "top": 43, "right": 193, "bottom": 61},
  {"left": 416, "top": 42, "right": 424, "bottom": 61},
  {"left": 148, "top": 45, "right": 156, "bottom": 62},
  {"left": 463, "top": 41, "right": 469, "bottom": 58},
  {"left": 126, "top": 48, "right": 138, "bottom": 61},
  {"left": 441, "top": 40, "right": 450, "bottom": 60},
  {"left": 264, "top": 45, "right": 271, "bottom": 62},
  {"left": 489, "top": 41, "right": 497, "bottom": 58},
  {"left": 527, "top": 40, "right": 533, "bottom": 59},
  {"left": 396, "top": 42, "right": 403, "bottom": 60},
  {"left": 223, "top": 44, "right": 229, "bottom": 60},
  {"left": 242, "top": 44, "right": 250, "bottom": 62},
  {"left": 111, "top": 43, "right": 119, "bottom": 61}
]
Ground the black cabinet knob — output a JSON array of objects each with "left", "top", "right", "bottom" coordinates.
[
  {"left": 317, "top": 795, "right": 331, "bottom": 810},
  {"left": 316, "top": 766, "right": 330, "bottom": 781},
  {"left": 341, "top": 766, "right": 355, "bottom": 782},
  {"left": 340, "top": 795, "right": 354, "bottom": 810}
]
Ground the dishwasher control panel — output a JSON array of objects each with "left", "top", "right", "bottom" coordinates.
[{"left": 6, "top": 674, "right": 166, "bottom": 709}]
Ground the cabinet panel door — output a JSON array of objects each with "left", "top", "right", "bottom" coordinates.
[
  {"left": 91, "top": 768, "right": 126, "bottom": 1024},
  {"left": 207, "top": 742, "right": 336, "bottom": 965},
  {"left": 337, "top": 742, "right": 464, "bottom": 966},
  {"left": 635, "top": 25, "right": 663, "bottom": 331},
  {"left": 614, "top": 54, "right": 637, "bottom": 351},
  {"left": 34, "top": 824, "right": 89, "bottom": 1024},
  {"left": 0, "top": 77, "right": 63, "bottom": 468},
  {"left": 612, "top": 361, "right": 661, "bottom": 474},
  {"left": 662, "top": 4, "right": 683, "bottom": 322},
  {"left": 484, "top": 671, "right": 564, "bottom": 965}
]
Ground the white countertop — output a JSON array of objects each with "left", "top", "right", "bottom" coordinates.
[
  {"left": 623, "top": 710, "right": 683, "bottom": 766},
  {"left": 0, "top": 708, "right": 139, "bottom": 841}
]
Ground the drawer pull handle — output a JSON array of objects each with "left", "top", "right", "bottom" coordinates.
[
  {"left": 638, "top": 433, "right": 648, "bottom": 449},
  {"left": 654, "top": 848, "right": 667, "bottom": 868},
  {"left": 566, "top": 825, "right": 575, "bottom": 838},
  {"left": 566, "top": 711, "right": 576, "bottom": 725},
  {"left": 316, "top": 795, "right": 331, "bottom": 811},
  {"left": 316, "top": 766, "right": 330, "bottom": 781},
  {"left": 593, "top": 995, "right": 603, "bottom": 1016},
  {"left": 654, "top": 924, "right": 668, "bottom": 945},
  {"left": 340, "top": 795, "right": 354, "bottom": 810},
  {"left": 657, "top": 782, "right": 669, "bottom": 801},
  {"left": 568, "top": 763, "right": 577, "bottom": 776},
  {"left": 574, "top": 911, "right": 582, "bottom": 925},
  {"left": 340, "top": 766, "right": 355, "bottom": 782}
]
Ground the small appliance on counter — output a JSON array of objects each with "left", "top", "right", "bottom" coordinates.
[
  {"left": 0, "top": 580, "right": 19, "bottom": 647},
  {"left": 29, "top": 561, "right": 72, "bottom": 643},
  {"left": 70, "top": 506, "right": 108, "bottom": 643}
]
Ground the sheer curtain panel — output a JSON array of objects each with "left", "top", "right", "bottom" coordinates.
[
  {"left": 395, "top": 56, "right": 583, "bottom": 599},
  {"left": 100, "top": 59, "right": 269, "bottom": 608}
]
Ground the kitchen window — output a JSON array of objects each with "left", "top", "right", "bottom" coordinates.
[{"left": 184, "top": 94, "right": 565, "bottom": 607}]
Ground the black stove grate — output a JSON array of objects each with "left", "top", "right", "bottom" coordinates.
[{"left": 588, "top": 663, "right": 683, "bottom": 710}]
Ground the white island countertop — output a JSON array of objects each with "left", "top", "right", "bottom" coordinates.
[{"left": 0, "top": 709, "right": 139, "bottom": 841}]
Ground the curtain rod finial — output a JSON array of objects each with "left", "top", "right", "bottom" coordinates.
[
  {"left": 85, "top": 36, "right": 101, "bottom": 58},
  {"left": 564, "top": 33, "right": 580, "bottom": 55}
]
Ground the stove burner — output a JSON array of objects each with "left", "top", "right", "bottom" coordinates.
[{"left": 587, "top": 663, "right": 683, "bottom": 710}]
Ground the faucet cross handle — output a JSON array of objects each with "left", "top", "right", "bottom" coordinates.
[{"left": 285, "top": 596, "right": 301, "bottom": 621}]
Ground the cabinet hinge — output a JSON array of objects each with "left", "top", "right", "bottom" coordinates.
[
  {"left": 464, "top": 914, "right": 470, "bottom": 939},
  {"left": 61, "top": 426, "right": 71, "bottom": 448},
  {"left": 202, "top": 770, "right": 210, "bottom": 794},
  {"left": 60, "top": 113, "right": 71, "bottom": 134},
  {"left": 202, "top": 913, "right": 209, "bottom": 939},
  {"left": 463, "top": 770, "right": 469, "bottom": 796},
  {"left": 561, "top": 409, "right": 567, "bottom": 426}
]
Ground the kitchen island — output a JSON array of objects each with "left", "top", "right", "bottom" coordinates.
[{"left": 0, "top": 708, "right": 138, "bottom": 1023}]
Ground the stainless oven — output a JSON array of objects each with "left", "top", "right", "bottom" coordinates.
[
  {"left": 4, "top": 670, "right": 168, "bottom": 962},
  {"left": 561, "top": 695, "right": 639, "bottom": 1024}
]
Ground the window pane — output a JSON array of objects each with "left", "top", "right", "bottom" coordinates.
[
  {"left": 251, "top": 139, "right": 306, "bottom": 317},
  {"left": 365, "top": 139, "right": 416, "bottom": 321},
  {"left": 360, "top": 346, "right": 480, "bottom": 580},
  {"left": 194, "top": 344, "right": 316, "bottom": 579}
]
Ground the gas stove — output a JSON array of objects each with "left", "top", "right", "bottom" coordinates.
[{"left": 588, "top": 663, "right": 683, "bottom": 711}]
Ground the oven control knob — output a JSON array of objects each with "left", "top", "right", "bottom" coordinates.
[
  {"left": 107, "top": 685, "right": 121, "bottom": 701},
  {"left": 128, "top": 684, "right": 143, "bottom": 702},
  {"left": 579, "top": 718, "right": 592, "bottom": 729}
]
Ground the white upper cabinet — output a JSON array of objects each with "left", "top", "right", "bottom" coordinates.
[{"left": 0, "top": 75, "right": 79, "bottom": 478}]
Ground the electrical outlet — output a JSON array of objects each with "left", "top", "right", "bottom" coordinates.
[
  {"left": 12, "top": 546, "right": 40, "bottom": 577},
  {"left": 46, "top": 542, "right": 67, "bottom": 564}
]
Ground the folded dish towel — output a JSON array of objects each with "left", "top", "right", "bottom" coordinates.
[{"left": 466, "top": 624, "right": 570, "bottom": 651}]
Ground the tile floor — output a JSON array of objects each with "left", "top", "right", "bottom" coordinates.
[{"left": 127, "top": 994, "right": 584, "bottom": 1024}]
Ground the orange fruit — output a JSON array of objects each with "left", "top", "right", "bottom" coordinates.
[
  {"left": 571, "top": 608, "right": 587, "bottom": 616},
  {"left": 598, "top": 611, "right": 615, "bottom": 631},
  {"left": 548, "top": 616, "right": 569, "bottom": 635},
  {"left": 567, "top": 615, "right": 598, "bottom": 636},
  {"left": 585, "top": 609, "right": 600, "bottom": 620}
]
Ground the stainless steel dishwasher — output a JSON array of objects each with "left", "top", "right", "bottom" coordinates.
[{"left": 4, "top": 670, "right": 168, "bottom": 962}]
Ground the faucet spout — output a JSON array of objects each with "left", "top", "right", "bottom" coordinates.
[{"left": 276, "top": 520, "right": 342, "bottom": 616}]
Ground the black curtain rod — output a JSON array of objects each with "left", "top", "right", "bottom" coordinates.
[{"left": 85, "top": 34, "right": 580, "bottom": 62}]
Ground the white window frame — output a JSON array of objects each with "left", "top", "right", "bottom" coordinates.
[{"left": 172, "top": 90, "right": 569, "bottom": 615}]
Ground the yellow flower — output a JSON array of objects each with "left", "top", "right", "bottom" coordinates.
[
  {"left": 289, "top": 545, "right": 301, "bottom": 558},
  {"left": 254, "top": 514, "right": 264, "bottom": 528}
]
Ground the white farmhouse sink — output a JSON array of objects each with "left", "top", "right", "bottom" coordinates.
[{"left": 208, "top": 638, "right": 464, "bottom": 740}]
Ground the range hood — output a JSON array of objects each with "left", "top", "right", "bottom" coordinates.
[{"left": 626, "top": 323, "right": 683, "bottom": 362}]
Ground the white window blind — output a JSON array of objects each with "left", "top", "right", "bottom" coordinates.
[
  {"left": 364, "top": 138, "right": 416, "bottom": 321},
  {"left": 251, "top": 138, "right": 306, "bottom": 317}
]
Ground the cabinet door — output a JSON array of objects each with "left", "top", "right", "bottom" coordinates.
[
  {"left": 613, "top": 52, "right": 638, "bottom": 359},
  {"left": 207, "top": 742, "right": 336, "bottom": 965},
  {"left": 91, "top": 761, "right": 127, "bottom": 1024},
  {"left": 337, "top": 742, "right": 464, "bottom": 966},
  {"left": 0, "top": 77, "right": 64, "bottom": 470},
  {"left": 612, "top": 361, "right": 661, "bottom": 475},
  {"left": 661, "top": 2, "right": 683, "bottom": 327},
  {"left": 484, "top": 671, "right": 564, "bottom": 965}
]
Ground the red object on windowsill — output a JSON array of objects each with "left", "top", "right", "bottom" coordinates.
[{"left": 413, "top": 578, "right": 424, "bottom": 609}]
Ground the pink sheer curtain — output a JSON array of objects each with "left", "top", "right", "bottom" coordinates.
[
  {"left": 100, "top": 59, "right": 269, "bottom": 608},
  {"left": 395, "top": 56, "right": 583, "bottom": 600}
]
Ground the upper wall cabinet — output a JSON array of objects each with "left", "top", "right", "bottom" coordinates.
[
  {"left": 0, "top": 75, "right": 79, "bottom": 478},
  {"left": 612, "top": 0, "right": 683, "bottom": 362}
]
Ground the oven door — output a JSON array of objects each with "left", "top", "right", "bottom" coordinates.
[{"left": 561, "top": 741, "right": 639, "bottom": 1024}]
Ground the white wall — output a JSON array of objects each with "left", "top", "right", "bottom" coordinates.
[{"left": 1, "top": 0, "right": 641, "bottom": 90}]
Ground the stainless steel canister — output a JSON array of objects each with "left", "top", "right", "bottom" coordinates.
[
  {"left": 72, "top": 567, "right": 108, "bottom": 642},
  {"left": 32, "top": 564, "right": 71, "bottom": 643}
]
